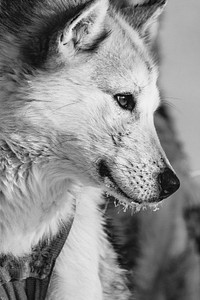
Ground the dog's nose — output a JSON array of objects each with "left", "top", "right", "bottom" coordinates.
[{"left": 158, "top": 168, "right": 180, "bottom": 199}]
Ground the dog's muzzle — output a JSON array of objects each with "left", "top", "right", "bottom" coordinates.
[{"left": 98, "top": 160, "right": 180, "bottom": 203}]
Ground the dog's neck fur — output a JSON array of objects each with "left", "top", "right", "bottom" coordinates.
[
  {"left": 0, "top": 141, "right": 110, "bottom": 299},
  {"left": 0, "top": 139, "right": 80, "bottom": 257}
]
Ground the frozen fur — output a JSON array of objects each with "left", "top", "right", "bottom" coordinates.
[{"left": 0, "top": 0, "right": 177, "bottom": 299}]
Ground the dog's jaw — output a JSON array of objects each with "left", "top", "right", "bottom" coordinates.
[
  {"left": 103, "top": 178, "right": 161, "bottom": 213},
  {"left": 97, "top": 160, "right": 161, "bottom": 212}
]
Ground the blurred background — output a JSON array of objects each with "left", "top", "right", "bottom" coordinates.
[{"left": 159, "top": 0, "right": 200, "bottom": 178}]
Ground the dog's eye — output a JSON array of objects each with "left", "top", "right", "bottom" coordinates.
[{"left": 114, "top": 94, "right": 136, "bottom": 112}]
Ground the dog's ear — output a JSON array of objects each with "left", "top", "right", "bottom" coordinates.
[
  {"left": 121, "top": 0, "right": 166, "bottom": 39},
  {"left": 59, "top": 0, "right": 109, "bottom": 57}
]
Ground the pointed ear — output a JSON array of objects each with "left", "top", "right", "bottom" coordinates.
[
  {"left": 121, "top": 0, "right": 167, "bottom": 38},
  {"left": 59, "top": 0, "right": 109, "bottom": 56}
]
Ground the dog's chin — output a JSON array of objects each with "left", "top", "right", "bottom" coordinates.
[{"left": 102, "top": 175, "right": 160, "bottom": 213}]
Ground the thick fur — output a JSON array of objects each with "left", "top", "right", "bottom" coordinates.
[{"left": 0, "top": 0, "right": 178, "bottom": 299}]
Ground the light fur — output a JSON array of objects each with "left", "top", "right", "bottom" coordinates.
[{"left": 0, "top": 0, "right": 175, "bottom": 299}]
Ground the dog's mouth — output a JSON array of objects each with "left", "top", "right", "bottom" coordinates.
[
  {"left": 98, "top": 160, "right": 134, "bottom": 199},
  {"left": 98, "top": 160, "right": 159, "bottom": 212}
]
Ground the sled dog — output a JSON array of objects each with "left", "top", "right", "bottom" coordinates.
[{"left": 0, "top": 0, "right": 179, "bottom": 299}]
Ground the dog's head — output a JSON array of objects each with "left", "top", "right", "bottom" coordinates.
[{"left": 0, "top": 0, "right": 179, "bottom": 207}]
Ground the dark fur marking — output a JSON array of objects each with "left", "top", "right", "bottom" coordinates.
[
  {"left": 80, "top": 29, "right": 111, "bottom": 53},
  {"left": 0, "top": 0, "right": 95, "bottom": 69}
]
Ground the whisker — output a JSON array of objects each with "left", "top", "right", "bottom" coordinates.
[
  {"left": 50, "top": 101, "right": 80, "bottom": 113},
  {"left": 160, "top": 98, "right": 181, "bottom": 114},
  {"left": 160, "top": 96, "right": 182, "bottom": 102}
]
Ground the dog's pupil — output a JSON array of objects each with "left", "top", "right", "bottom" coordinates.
[
  {"left": 118, "top": 96, "right": 127, "bottom": 106},
  {"left": 115, "top": 94, "right": 135, "bottom": 111}
]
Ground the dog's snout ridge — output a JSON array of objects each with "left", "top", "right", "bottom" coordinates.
[{"left": 158, "top": 168, "right": 180, "bottom": 199}]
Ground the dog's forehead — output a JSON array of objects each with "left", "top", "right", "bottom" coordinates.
[{"left": 92, "top": 14, "right": 156, "bottom": 94}]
